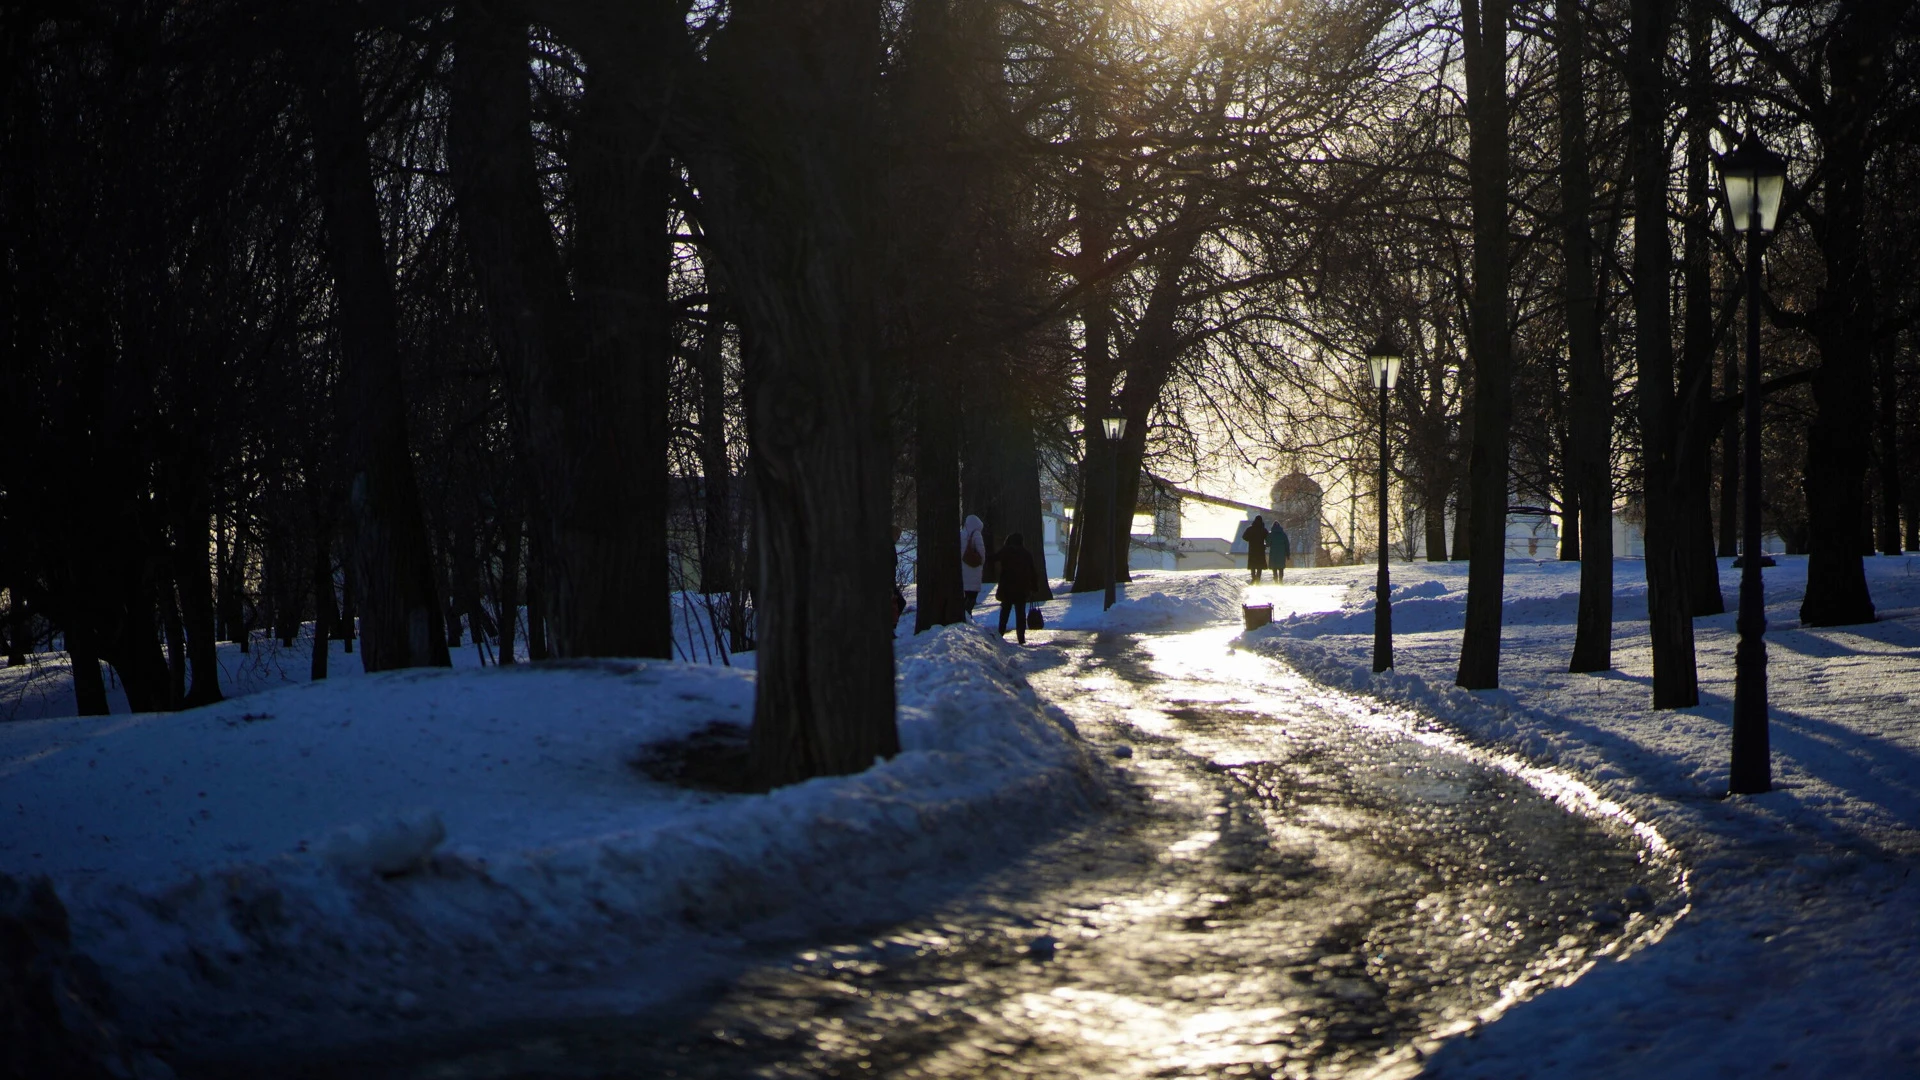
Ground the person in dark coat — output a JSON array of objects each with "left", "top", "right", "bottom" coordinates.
[
  {"left": 988, "top": 533, "right": 1042, "bottom": 645},
  {"left": 1243, "top": 516, "right": 1271, "bottom": 583},
  {"left": 1267, "top": 521, "right": 1291, "bottom": 583}
]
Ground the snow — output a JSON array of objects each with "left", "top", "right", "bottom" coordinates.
[
  {"left": 0, "top": 623, "right": 1093, "bottom": 1050},
  {"left": 1237, "top": 555, "right": 1920, "bottom": 1078},
  {"left": 7, "top": 557, "right": 1916, "bottom": 1071},
  {"left": 960, "top": 569, "right": 1260, "bottom": 633}
]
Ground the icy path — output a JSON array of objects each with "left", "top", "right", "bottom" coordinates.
[{"left": 201, "top": 628, "right": 1683, "bottom": 1079}]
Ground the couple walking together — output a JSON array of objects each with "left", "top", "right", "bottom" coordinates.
[
  {"left": 961, "top": 514, "right": 1044, "bottom": 645},
  {"left": 1241, "top": 515, "right": 1290, "bottom": 583}
]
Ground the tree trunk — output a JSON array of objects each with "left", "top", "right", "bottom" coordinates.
[
  {"left": 916, "top": 358, "right": 966, "bottom": 632},
  {"left": 1454, "top": 0, "right": 1514, "bottom": 691},
  {"left": 160, "top": 580, "right": 187, "bottom": 709},
  {"left": 1062, "top": 460, "right": 1085, "bottom": 581},
  {"left": 1425, "top": 482, "right": 1449, "bottom": 562},
  {"left": 1003, "top": 397, "right": 1056, "bottom": 599},
  {"left": 68, "top": 631, "right": 110, "bottom": 717},
  {"left": 5, "top": 580, "right": 24, "bottom": 665},
  {"left": 1451, "top": 375, "right": 1475, "bottom": 561},
  {"left": 694, "top": 0, "right": 899, "bottom": 788},
  {"left": 695, "top": 290, "right": 737, "bottom": 598},
  {"left": 300, "top": 20, "right": 449, "bottom": 672},
  {"left": 497, "top": 515, "right": 520, "bottom": 665},
  {"left": 1566, "top": 74, "right": 1617, "bottom": 680},
  {"left": 1628, "top": 0, "right": 1697, "bottom": 708},
  {"left": 1678, "top": 13, "right": 1724, "bottom": 619},
  {"left": 102, "top": 594, "right": 172, "bottom": 714},
  {"left": 448, "top": 1, "right": 671, "bottom": 659},
  {"left": 564, "top": 50, "right": 673, "bottom": 658},
  {"left": 310, "top": 531, "right": 331, "bottom": 681},
  {"left": 175, "top": 512, "right": 223, "bottom": 706},
  {"left": 1799, "top": 1, "right": 1889, "bottom": 626},
  {"left": 524, "top": 524, "right": 550, "bottom": 660},
  {"left": 960, "top": 388, "right": 1053, "bottom": 598},
  {"left": 340, "top": 553, "right": 355, "bottom": 654},
  {"left": 1875, "top": 339, "right": 1903, "bottom": 554}
]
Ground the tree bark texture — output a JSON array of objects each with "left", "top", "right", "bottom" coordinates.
[
  {"left": 694, "top": 0, "right": 899, "bottom": 787},
  {"left": 1678, "top": 11, "right": 1724, "bottom": 619},
  {"left": 1799, "top": 0, "right": 1892, "bottom": 626},
  {"left": 1877, "top": 339, "right": 1903, "bottom": 553},
  {"left": 310, "top": 533, "right": 331, "bottom": 681},
  {"left": 301, "top": 20, "right": 449, "bottom": 673},
  {"left": 695, "top": 291, "right": 738, "bottom": 598},
  {"left": 1451, "top": 363, "right": 1475, "bottom": 562},
  {"left": 448, "top": 1, "right": 673, "bottom": 660},
  {"left": 1628, "top": 0, "right": 1697, "bottom": 708},
  {"left": 1454, "top": 0, "right": 1514, "bottom": 690},
  {"left": 67, "top": 632, "right": 109, "bottom": 717},
  {"left": 917, "top": 357, "right": 967, "bottom": 631},
  {"left": 174, "top": 511, "right": 223, "bottom": 706},
  {"left": 1560, "top": 0, "right": 1612, "bottom": 672}
]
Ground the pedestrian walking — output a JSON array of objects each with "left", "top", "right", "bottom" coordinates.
[
  {"left": 960, "top": 514, "right": 986, "bottom": 611},
  {"left": 1267, "top": 521, "right": 1291, "bottom": 583},
  {"left": 989, "top": 533, "right": 1042, "bottom": 645},
  {"left": 1243, "top": 516, "right": 1271, "bottom": 583}
]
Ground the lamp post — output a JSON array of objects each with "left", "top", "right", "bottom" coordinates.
[
  {"left": 1102, "top": 415, "right": 1127, "bottom": 611},
  {"left": 1719, "top": 134, "right": 1787, "bottom": 795},
  {"left": 1367, "top": 334, "right": 1404, "bottom": 673}
]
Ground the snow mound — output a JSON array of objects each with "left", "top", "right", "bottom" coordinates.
[
  {"left": 2, "top": 624, "right": 1093, "bottom": 1051},
  {"left": 320, "top": 810, "right": 446, "bottom": 876},
  {"left": 1035, "top": 570, "right": 1249, "bottom": 632}
]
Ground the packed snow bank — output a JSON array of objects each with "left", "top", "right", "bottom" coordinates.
[
  {"left": 966, "top": 569, "right": 1257, "bottom": 634},
  {"left": 0, "top": 623, "right": 1093, "bottom": 1051},
  {"left": 1238, "top": 556, "right": 1920, "bottom": 1078},
  {"left": 0, "top": 595, "right": 754, "bottom": 723}
]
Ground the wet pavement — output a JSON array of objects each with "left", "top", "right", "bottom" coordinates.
[{"left": 204, "top": 626, "right": 1685, "bottom": 1079}]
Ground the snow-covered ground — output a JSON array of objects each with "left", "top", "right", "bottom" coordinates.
[
  {"left": 1240, "top": 555, "right": 1920, "bottom": 1079},
  {"left": 6, "top": 560, "right": 1916, "bottom": 1074},
  {"left": 0, "top": 623, "right": 1094, "bottom": 1051}
]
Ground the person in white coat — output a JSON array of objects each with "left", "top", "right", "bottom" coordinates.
[{"left": 960, "top": 514, "right": 987, "bottom": 610}]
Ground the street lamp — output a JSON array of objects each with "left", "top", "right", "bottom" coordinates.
[
  {"left": 1719, "top": 134, "right": 1787, "bottom": 795},
  {"left": 1366, "top": 333, "right": 1403, "bottom": 673},
  {"left": 1102, "top": 415, "right": 1128, "bottom": 610}
]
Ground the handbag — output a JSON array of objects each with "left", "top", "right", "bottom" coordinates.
[
  {"left": 1027, "top": 608, "right": 1044, "bottom": 631},
  {"left": 963, "top": 536, "right": 983, "bottom": 568}
]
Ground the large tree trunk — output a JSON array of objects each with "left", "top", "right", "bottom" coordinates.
[
  {"left": 916, "top": 356, "right": 967, "bottom": 631},
  {"left": 448, "top": 2, "right": 671, "bottom": 659},
  {"left": 1425, "top": 492, "right": 1449, "bottom": 562},
  {"left": 175, "top": 511, "right": 223, "bottom": 706},
  {"left": 1062, "top": 461, "right": 1085, "bottom": 582},
  {"left": 310, "top": 530, "right": 331, "bottom": 682},
  {"left": 101, "top": 593, "right": 172, "bottom": 714},
  {"left": 1628, "top": 0, "right": 1697, "bottom": 708},
  {"left": 1561, "top": 0, "right": 1612, "bottom": 673},
  {"left": 1451, "top": 365, "right": 1475, "bottom": 562},
  {"left": 1879, "top": 341, "right": 1905, "bottom": 554},
  {"left": 693, "top": 0, "right": 898, "bottom": 787},
  {"left": 497, "top": 514, "right": 520, "bottom": 665},
  {"left": 1799, "top": 1, "right": 1890, "bottom": 626},
  {"left": 694, "top": 290, "right": 738, "bottom": 598},
  {"left": 1454, "top": 0, "right": 1514, "bottom": 690},
  {"left": 1002, "top": 396, "right": 1056, "bottom": 598},
  {"left": 68, "top": 630, "right": 110, "bottom": 717},
  {"left": 1677, "top": 11, "right": 1724, "bottom": 619},
  {"left": 565, "top": 50, "right": 673, "bottom": 658},
  {"left": 301, "top": 21, "right": 449, "bottom": 673},
  {"left": 160, "top": 581, "right": 187, "bottom": 709}
]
